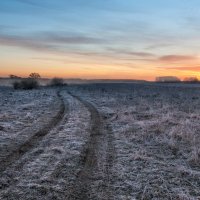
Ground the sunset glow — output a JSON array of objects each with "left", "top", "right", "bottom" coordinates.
[{"left": 1, "top": 0, "right": 200, "bottom": 80}]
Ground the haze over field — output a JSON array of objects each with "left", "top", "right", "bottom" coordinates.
[{"left": 1, "top": 0, "right": 200, "bottom": 80}]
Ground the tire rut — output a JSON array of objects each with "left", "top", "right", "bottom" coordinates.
[
  {"left": 0, "top": 90, "right": 65, "bottom": 175},
  {"left": 67, "top": 93, "right": 115, "bottom": 200}
]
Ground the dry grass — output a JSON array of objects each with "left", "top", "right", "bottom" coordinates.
[
  {"left": 0, "top": 90, "right": 91, "bottom": 199},
  {"left": 1, "top": 83, "right": 200, "bottom": 199},
  {"left": 71, "top": 83, "right": 200, "bottom": 199}
]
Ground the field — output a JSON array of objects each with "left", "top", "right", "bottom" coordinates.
[{"left": 0, "top": 83, "right": 200, "bottom": 200}]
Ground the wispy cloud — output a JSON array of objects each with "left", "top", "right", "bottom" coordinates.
[
  {"left": 163, "top": 66, "right": 200, "bottom": 72},
  {"left": 145, "top": 43, "right": 174, "bottom": 50},
  {"left": 124, "top": 51, "right": 155, "bottom": 57},
  {"left": 159, "top": 55, "right": 197, "bottom": 62},
  {"left": 0, "top": 31, "right": 106, "bottom": 54},
  {"left": 0, "top": 34, "right": 60, "bottom": 53},
  {"left": 106, "top": 47, "right": 156, "bottom": 59},
  {"left": 41, "top": 32, "right": 105, "bottom": 44}
]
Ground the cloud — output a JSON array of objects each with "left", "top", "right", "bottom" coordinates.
[
  {"left": 164, "top": 66, "right": 200, "bottom": 72},
  {"left": 145, "top": 43, "right": 174, "bottom": 50},
  {"left": 125, "top": 51, "right": 155, "bottom": 57},
  {"left": 0, "top": 29, "right": 157, "bottom": 63},
  {"left": 41, "top": 32, "right": 105, "bottom": 44},
  {"left": 107, "top": 48, "right": 155, "bottom": 57},
  {"left": 159, "top": 55, "right": 196, "bottom": 62},
  {"left": 31, "top": 57, "right": 65, "bottom": 61},
  {"left": 0, "top": 31, "right": 106, "bottom": 54},
  {"left": 0, "top": 34, "right": 60, "bottom": 53}
]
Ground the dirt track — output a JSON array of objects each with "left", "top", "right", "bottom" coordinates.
[
  {"left": 0, "top": 91, "right": 65, "bottom": 175},
  {"left": 0, "top": 89, "right": 114, "bottom": 200},
  {"left": 67, "top": 94, "right": 115, "bottom": 200}
]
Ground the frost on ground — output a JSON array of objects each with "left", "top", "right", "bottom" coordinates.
[
  {"left": 71, "top": 83, "right": 200, "bottom": 200},
  {"left": 0, "top": 88, "right": 91, "bottom": 199},
  {"left": 0, "top": 87, "right": 60, "bottom": 162},
  {"left": 1, "top": 84, "right": 200, "bottom": 200}
]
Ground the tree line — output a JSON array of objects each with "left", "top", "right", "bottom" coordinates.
[{"left": 11, "top": 73, "right": 65, "bottom": 90}]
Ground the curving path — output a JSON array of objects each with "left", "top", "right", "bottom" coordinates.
[
  {"left": 67, "top": 93, "right": 115, "bottom": 200},
  {"left": 0, "top": 90, "right": 115, "bottom": 200},
  {"left": 0, "top": 91, "right": 65, "bottom": 175}
]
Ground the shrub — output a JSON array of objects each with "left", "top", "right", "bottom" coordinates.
[
  {"left": 13, "top": 81, "right": 22, "bottom": 89},
  {"left": 13, "top": 78, "right": 39, "bottom": 90},
  {"left": 50, "top": 78, "right": 65, "bottom": 87}
]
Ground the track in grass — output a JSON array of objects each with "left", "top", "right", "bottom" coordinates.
[
  {"left": 67, "top": 93, "right": 115, "bottom": 200},
  {"left": 0, "top": 91, "right": 66, "bottom": 175},
  {"left": 0, "top": 91, "right": 115, "bottom": 199}
]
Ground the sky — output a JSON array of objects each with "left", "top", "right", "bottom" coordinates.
[{"left": 1, "top": 0, "right": 200, "bottom": 80}]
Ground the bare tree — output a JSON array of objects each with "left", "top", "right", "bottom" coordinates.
[{"left": 29, "top": 73, "right": 41, "bottom": 79}]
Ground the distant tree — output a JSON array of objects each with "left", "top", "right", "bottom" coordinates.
[
  {"left": 10, "top": 74, "right": 21, "bottom": 79},
  {"left": 29, "top": 73, "right": 41, "bottom": 79},
  {"left": 183, "top": 77, "right": 199, "bottom": 83}
]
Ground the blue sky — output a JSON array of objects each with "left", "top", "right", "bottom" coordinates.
[{"left": 1, "top": 0, "right": 200, "bottom": 80}]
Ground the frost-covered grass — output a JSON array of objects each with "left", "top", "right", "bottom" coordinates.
[
  {"left": 1, "top": 84, "right": 200, "bottom": 199},
  {"left": 0, "top": 89, "right": 91, "bottom": 199},
  {"left": 0, "top": 87, "right": 57, "bottom": 133},
  {"left": 70, "top": 83, "right": 200, "bottom": 199},
  {"left": 0, "top": 87, "right": 60, "bottom": 160}
]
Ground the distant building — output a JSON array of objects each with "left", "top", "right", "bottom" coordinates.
[{"left": 155, "top": 76, "right": 181, "bottom": 82}]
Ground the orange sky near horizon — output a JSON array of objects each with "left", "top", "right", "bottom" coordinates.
[
  {"left": 1, "top": 46, "right": 200, "bottom": 81},
  {"left": 1, "top": 59, "right": 200, "bottom": 81}
]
